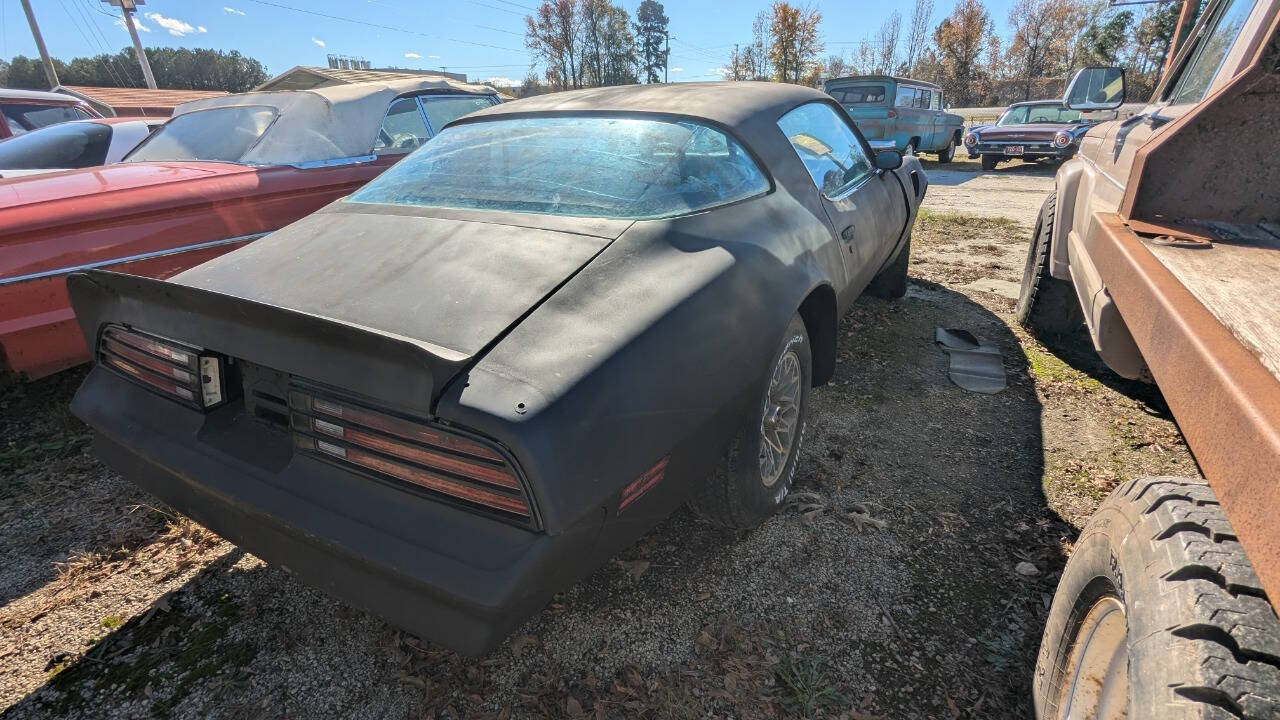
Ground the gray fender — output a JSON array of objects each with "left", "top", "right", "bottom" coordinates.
[{"left": 1049, "top": 158, "right": 1084, "bottom": 281}]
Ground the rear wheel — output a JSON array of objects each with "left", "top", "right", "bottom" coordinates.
[
  {"left": 981, "top": 154, "right": 1000, "bottom": 171},
  {"left": 689, "top": 314, "right": 811, "bottom": 529},
  {"left": 936, "top": 137, "right": 955, "bottom": 163},
  {"left": 1035, "top": 477, "right": 1280, "bottom": 719},
  {"left": 904, "top": 140, "right": 917, "bottom": 156},
  {"left": 1016, "top": 192, "right": 1083, "bottom": 336}
]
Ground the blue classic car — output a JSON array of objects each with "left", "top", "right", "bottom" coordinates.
[{"left": 823, "top": 75, "right": 965, "bottom": 162}]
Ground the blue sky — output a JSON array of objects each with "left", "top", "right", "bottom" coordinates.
[{"left": 3, "top": 0, "right": 1021, "bottom": 86}]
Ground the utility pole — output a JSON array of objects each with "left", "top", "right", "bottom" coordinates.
[
  {"left": 102, "top": 0, "right": 158, "bottom": 89},
  {"left": 19, "top": 0, "right": 59, "bottom": 89},
  {"left": 664, "top": 30, "right": 669, "bottom": 84}
]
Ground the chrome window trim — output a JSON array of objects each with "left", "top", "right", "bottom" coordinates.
[
  {"left": 0, "top": 232, "right": 266, "bottom": 286},
  {"left": 289, "top": 154, "right": 377, "bottom": 169}
]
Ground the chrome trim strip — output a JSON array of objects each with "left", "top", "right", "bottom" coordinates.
[
  {"left": 0, "top": 232, "right": 266, "bottom": 287},
  {"left": 289, "top": 154, "right": 377, "bottom": 169}
]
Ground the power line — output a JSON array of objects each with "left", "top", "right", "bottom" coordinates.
[
  {"left": 240, "top": 0, "right": 530, "bottom": 54},
  {"left": 57, "top": 0, "right": 131, "bottom": 87},
  {"left": 78, "top": 0, "right": 142, "bottom": 85},
  {"left": 488, "top": 0, "right": 537, "bottom": 11},
  {"left": 467, "top": 0, "right": 525, "bottom": 17}
]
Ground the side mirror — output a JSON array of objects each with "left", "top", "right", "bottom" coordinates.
[
  {"left": 875, "top": 150, "right": 903, "bottom": 170},
  {"left": 1064, "top": 66, "right": 1126, "bottom": 111}
]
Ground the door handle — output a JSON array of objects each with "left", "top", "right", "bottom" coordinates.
[{"left": 841, "top": 225, "right": 855, "bottom": 241}]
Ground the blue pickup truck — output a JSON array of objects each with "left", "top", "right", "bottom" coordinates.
[{"left": 823, "top": 75, "right": 965, "bottom": 162}]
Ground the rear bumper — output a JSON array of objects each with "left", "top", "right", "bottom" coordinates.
[{"left": 73, "top": 368, "right": 604, "bottom": 655}]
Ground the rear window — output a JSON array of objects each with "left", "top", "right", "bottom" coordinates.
[
  {"left": 126, "top": 106, "right": 277, "bottom": 163},
  {"left": 829, "top": 85, "right": 886, "bottom": 104},
  {"left": 0, "top": 121, "right": 111, "bottom": 168},
  {"left": 1, "top": 103, "right": 92, "bottom": 136},
  {"left": 347, "top": 116, "right": 770, "bottom": 220}
]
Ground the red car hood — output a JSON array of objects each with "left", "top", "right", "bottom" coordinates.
[
  {"left": 0, "top": 162, "right": 261, "bottom": 232},
  {"left": 978, "top": 123, "right": 1068, "bottom": 141}
]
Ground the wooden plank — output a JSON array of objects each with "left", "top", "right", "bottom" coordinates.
[{"left": 1146, "top": 223, "right": 1280, "bottom": 380}]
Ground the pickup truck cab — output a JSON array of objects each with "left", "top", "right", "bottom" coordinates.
[
  {"left": 1020, "top": 0, "right": 1280, "bottom": 717},
  {"left": 823, "top": 75, "right": 964, "bottom": 161}
]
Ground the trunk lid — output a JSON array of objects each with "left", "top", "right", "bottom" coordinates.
[{"left": 69, "top": 204, "right": 631, "bottom": 413}]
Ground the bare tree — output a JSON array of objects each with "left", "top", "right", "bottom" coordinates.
[
  {"left": 725, "top": 43, "right": 751, "bottom": 80},
  {"left": 903, "top": 0, "right": 935, "bottom": 74},
  {"left": 747, "top": 10, "right": 773, "bottom": 80},
  {"left": 933, "top": 0, "right": 997, "bottom": 105},
  {"left": 1005, "top": 0, "right": 1073, "bottom": 100},
  {"left": 825, "top": 53, "right": 849, "bottom": 80},
  {"left": 876, "top": 11, "right": 903, "bottom": 73},
  {"left": 526, "top": 0, "right": 582, "bottom": 89}
]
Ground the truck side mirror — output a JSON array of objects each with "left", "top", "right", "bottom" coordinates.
[{"left": 1064, "top": 67, "right": 1126, "bottom": 111}]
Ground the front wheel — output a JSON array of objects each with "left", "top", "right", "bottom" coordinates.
[
  {"left": 1035, "top": 477, "right": 1280, "bottom": 719},
  {"left": 981, "top": 154, "right": 1000, "bottom": 171},
  {"left": 1016, "top": 192, "right": 1083, "bottom": 336},
  {"left": 689, "top": 314, "right": 811, "bottom": 529},
  {"left": 936, "top": 137, "right": 955, "bottom": 163}
]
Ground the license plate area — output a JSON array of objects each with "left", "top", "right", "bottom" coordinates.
[{"left": 1003, "top": 145, "right": 1025, "bottom": 156}]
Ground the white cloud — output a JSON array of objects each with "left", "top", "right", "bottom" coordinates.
[
  {"left": 312, "top": 37, "right": 326, "bottom": 47},
  {"left": 145, "top": 12, "right": 207, "bottom": 37},
  {"left": 428, "top": 54, "right": 440, "bottom": 59},
  {"left": 198, "top": 25, "right": 208, "bottom": 32},
  {"left": 404, "top": 52, "right": 422, "bottom": 59},
  {"left": 670, "top": 67, "right": 685, "bottom": 73},
  {"left": 486, "top": 76, "right": 517, "bottom": 87},
  {"left": 115, "top": 17, "right": 151, "bottom": 32},
  {"left": 223, "top": 6, "right": 246, "bottom": 15}
]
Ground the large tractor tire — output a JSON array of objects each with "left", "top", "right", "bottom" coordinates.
[{"left": 1035, "top": 476, "right": 1280, "bottom": 719}]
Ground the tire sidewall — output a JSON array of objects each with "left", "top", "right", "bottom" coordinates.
[
  {"left": 1034, "top": 510, "right": 1131, "bottom": 718},
  {"left": 734, "top": 315, "right": 811, "bottom": 517}
]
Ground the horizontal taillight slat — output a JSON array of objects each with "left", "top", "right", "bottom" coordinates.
[
  {"left": 307, "top": 395, "right": 504, "bottom": 463},
  {"left": 290, "top": 388, "right": 534, "bottom": 524},
  {"left": 310, "top": 419, "right": 519, "bottom": 490},
  {"left": 317, "top": 443, "right": 530, "bottom": 518},
  {"left": 102, "top": 337, "right": 195, "bottom": 383},
  {"left": 103, "top": 327, "right": 197, "bottom": 369},
  {"left": 103, "top": 354, "right": 197, "bottom": 402}
]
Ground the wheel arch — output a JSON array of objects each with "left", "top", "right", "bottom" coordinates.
[
  {"left": 1049, "top": 158, "right": 1084, "bottom": 280},
  {"left": 797, "top": 283, "right": 837, "bottom": 387}
]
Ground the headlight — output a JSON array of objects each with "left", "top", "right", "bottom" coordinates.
[
  {"left": 964, "top": 133, "right": 978, "bottom": 146},
  {"left": 1053, "top": 132, "right": 1072, "bottom": 148}
]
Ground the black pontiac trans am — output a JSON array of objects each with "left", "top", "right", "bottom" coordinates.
[{"left": 67, "top": 82, "right": 927, "bottom": 654}]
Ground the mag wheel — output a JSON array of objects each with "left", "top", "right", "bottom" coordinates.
[
  {"left": 690, "top": 313, "right": 811, "bottom": 529},
  {"left": 1035, "top": 477, "right": 1280, "bottom": 719}
]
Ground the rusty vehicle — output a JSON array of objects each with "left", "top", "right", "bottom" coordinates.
[
  {"left": 962, "top": 100, "right": 1098, "bottom": 170},
  {"left": 824, "top": 75, "right": 965, "bottom": 161},
  {"left": 0, "top": 88, "right": 102, "bottom": 139},
  {"left": 1017, "top": 0, "right": 1280, "bottom": 717},
  {"left": 66, "top": 82, "right": 927, "bottom": 655},
  {"left": 0, "top": 78, "right": 500, "bottom": 380}
]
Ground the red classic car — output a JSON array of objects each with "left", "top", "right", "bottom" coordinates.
[
  {"left": 0, "top": 88, "right": 102, "bottom": 139},
  {"left": 0, "top": 78, "right": 500, "bottom": 379}
]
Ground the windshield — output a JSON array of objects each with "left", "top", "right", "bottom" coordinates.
[
  {"left": 126, "top": 106, "right": 277, "bottom": 163},
  {"left": 0, "top": 121, "right": 110, "bottom": 169},
  {"left": 348, "top": 116, "right": 770, "bottom": 220},
  {"left": 829, "top": 85, "right": 887, "bottom": 105},
  {"left": 996, "top": 105, "right": 1082, "bottom": 126}
]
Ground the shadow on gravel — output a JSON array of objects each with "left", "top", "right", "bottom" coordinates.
[
  {"left": 4, "top": 279, "right": 1075, "bottom": 719},
  {"left": 0, "top": 369, "right": 168, "bottom": 608},
  {"left": 1034, "top": 324, "right": 1173, "bottom": 419}
]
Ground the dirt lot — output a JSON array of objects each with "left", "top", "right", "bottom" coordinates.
[{"left": 0, "top": 156, "right": 1199, "bottom": 719}]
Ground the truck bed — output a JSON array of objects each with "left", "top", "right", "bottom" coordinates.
[{"left": 1146, "top": 222, "right": 1280, "bottom": 379}]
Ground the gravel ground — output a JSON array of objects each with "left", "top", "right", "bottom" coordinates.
[{"left": 0, "top": 156, "right": 1198, "bottom": 719}]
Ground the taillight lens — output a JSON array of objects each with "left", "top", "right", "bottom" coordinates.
[
  {"left": 289, "top": 388, "right": 534, "bottom": 523},
  {"left": 887, "top": 109, "right": 898, "bottom": 119},
  {"left": 98, "top": 325, "right": 226, "bottom": 410}
]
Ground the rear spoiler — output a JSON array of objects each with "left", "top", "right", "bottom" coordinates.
[{"left": 67, "top": 270, "right": 468, "bottom": 417}]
